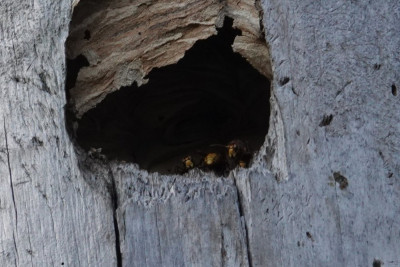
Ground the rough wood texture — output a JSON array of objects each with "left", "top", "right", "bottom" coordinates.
[
  {"left": 0, "top": 1, "right": 116, "bottom": 266},
  {"left": 0, "top": 0, "right": 399, "bottom": 267},
  {"left": 112, "top": 165, "right": 249, "bottom": 266},
  {"left": 244, "top": 0, "right": 400, "bottom": 266},
  {"left": 67, "top": 0, "right": 271, "bottom": 117}
]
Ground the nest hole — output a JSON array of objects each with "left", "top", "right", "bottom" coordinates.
[{"left": 66, "top": 18, "right": 271, "bottom": 176}]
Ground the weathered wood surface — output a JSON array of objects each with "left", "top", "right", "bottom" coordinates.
[
  {"left": 0, "top": 0, "right": 399, "bottom": 267},
  {"left": 0, "top": 1, "right": 116, "bottom": 266},
  {"left": 248, "top": 0, "right": 400, "bottom": 266},
  {"left": 112, "top": 165, "right": 248, "bottom": 266}
]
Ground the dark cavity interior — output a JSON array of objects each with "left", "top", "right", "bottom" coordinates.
[{"left": 66, "top": 18, "right": 270, "bottom": 175}]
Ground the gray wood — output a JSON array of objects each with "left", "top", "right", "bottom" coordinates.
[
  {"left": 0, "top": 0, "right": 399, "bottom": 266},
  {"left": 252, "top": 0, "right": 400, "bottom": 266},
  {"left": 0, "top": 1, "right": 116, "bottom": 266},
  {"left": 113, "top": 166, "right": 248, "bottom": 267}
]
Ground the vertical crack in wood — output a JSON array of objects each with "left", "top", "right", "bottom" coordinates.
[
  {"left": 108, "top": 167, "right": 122, "bottom": 267},
  {"left": 220, "top": 227, "right": 226, "bottom": 266},
  {"left": 12, "top": 232, "right": 18, "bottom": 267},
  {"left": 4, "top": 117, "right": 19, "bottom": 264},
  {"left": 233, "top": 177, "right": 253, "bottom": 267},
  {"left": 3, "top": 118, "right": 17, "bottom": 226}
]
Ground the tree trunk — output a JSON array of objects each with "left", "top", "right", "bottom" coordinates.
[{"left": 1, "top": 0, "right": 399, "bottom": 266}]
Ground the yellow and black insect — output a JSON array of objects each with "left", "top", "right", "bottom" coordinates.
[
  {"left": 200, "top": 151, "right": 229, "bottom": 176},
  {"left": 227, "top": 140, "right": 249, "bottom": 158},
  {"left": 204, "top": 153, "right": 221, "bottom": 166},
  {"left": 175, "top": 139, "right": 252, "bottom": 176},
  {"left": 182, "top": 156, "right": 194, "bottom": 169},
  {"left": 226, "top": 139, "right": 251, "bottom": 168},
  {"left": 174, "top": 155, "right": 195, "bottom": 174}
]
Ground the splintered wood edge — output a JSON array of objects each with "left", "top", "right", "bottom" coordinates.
[{"left": 67, "top": 0, "right": 272, "bottom": 118}]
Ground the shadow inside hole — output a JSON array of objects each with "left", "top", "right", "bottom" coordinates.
[
  {"left": 70, "top": 18, "right": 271, "bottom": 175},
  {"left": 65, "top": 54, "right": 89, "bottom": 140},
  {"left": 65, "top": 54, "right": 89, "bottom": 100}
]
